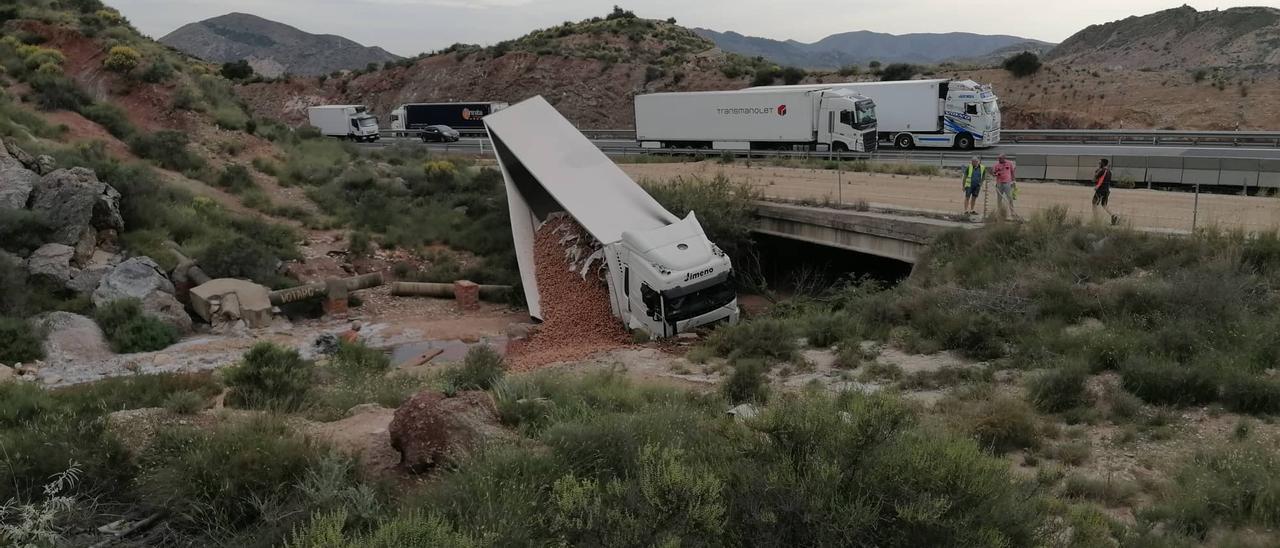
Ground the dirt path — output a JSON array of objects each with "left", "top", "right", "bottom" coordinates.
[{"left": 623, "top": 162, "right": 1280, "bottom": 234}]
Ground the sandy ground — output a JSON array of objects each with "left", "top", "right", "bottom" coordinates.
[{"left": 622, "top": 162, "right": 1280, "bottom": 234}]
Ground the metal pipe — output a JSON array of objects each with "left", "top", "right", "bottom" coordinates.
[
  {"left": 390, "top": 282, "right": 511, "bottom": 301},
  {"left": 270, "top": 272, "right": 384, "bottom": 305}
]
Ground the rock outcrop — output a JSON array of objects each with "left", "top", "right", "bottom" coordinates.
[
  {"left": 28, "top": 167, "right": 124, "bottom": 248},
  {"left": 24, "top": 243, "right": 76, "bottom": 286},
  {"left": 36, "top": 311, "right": 113, "bottom": 366},
  {"left": 389, "top": 390, "right": 506, "bottom": 473},
  {"left": 93, "top": 257, "right": 192, "bottom": 333},
  {"left": 0, "top": 164, "right": 38, "bottom": 210}
]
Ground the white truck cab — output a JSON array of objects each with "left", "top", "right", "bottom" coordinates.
[
  {"left": 486, "top": 96, "right": 740, "bottom": 338},
  {"left": 306, "top": 105, "right": 380, "bottom": 142},
  {"left": 941, "top": 80, "right": 1002, "bottom": 148}
]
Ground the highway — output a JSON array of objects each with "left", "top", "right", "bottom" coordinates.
[{"left": 365, "top": 137, "right": 1280, "bottom": 161}]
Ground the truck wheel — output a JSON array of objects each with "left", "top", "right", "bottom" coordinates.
[
  {"left": 894, "top": 134, "right": 914, "bottom": 150},
  {"left": 956, "top": 134, "right": 975, "bottom": 150},
  {"left": 832, "top": 142, "right": 848, "bottom": 153}
]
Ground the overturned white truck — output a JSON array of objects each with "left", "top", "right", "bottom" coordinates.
[{"left": 485, "top": 97, "right": 740, "bottom": 338}]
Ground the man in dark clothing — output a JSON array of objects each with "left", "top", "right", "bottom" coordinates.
[{"left": 1092, "top": 158, "right": 1118, "bottom": 225}]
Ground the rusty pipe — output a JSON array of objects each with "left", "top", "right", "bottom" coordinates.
[
  {"left": 390, "top": 281, "right": 511, "bottom": 301},
  {"left": 270, "top": 272, "right": 384, "bottom": 305}
]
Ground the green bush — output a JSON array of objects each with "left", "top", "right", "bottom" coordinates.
[
  {"left": 1120, "top": 358, "right": 1219, "bottom": 406},
  {"left": 1002, "top": 51, "right": 1042, "bottom": 78},
  {"left": 139, "top": 418, "right": 340, "bottom": 536},
  {"left": 804, "top": 312, "right": 858, "bottom": 348},
  {"left": 102, "top": 45, "right": 140, "bottom": 72},
  {"left": 1221, "top": 374, "right": 1280, "bottom": 415},
  {"left": 722, "top": 358, "right": 770, "bottom": 404},
  {"left": 27, "top": 72, "right": 89, "bottom": 110},
  {"left": 224, "top": 342, "right": 314, "bottom": 410},
  {"left": 163, "top": 390, "right": 205, "bottom": 415},
  {"left": 216, "top": 164, "right": 256, "bottom": 193},
  {"left": 220, "top": 59, "right": 254, "bottom": 80},
  {"left": 879, "top": 63, "right": 918, "bottom": 81},
  {"left": 0, "top": 316, "right": 44, "bottom": 363},
  {"left": 443, "top": 345, "right": 506, "bottom": 391},
  {"left": 704, "top": 318, "right": 798, "bottom": 363},
  {"left": 194, "top": 235, "right": 282, "bottom": 283},
  {"left": 780, "top": 66, "right": 806, "bottom": 85},
  {"left": 80, "top": 102, "right": 135, "bottom": 139},
  {"left": 129, "top": 130, "right": 205, "bottom": 173},
  {"left": 642, "top": 175, "right": 760, "bottom": 262},
  {"left": 1149, "top": 441, "right": 1280, "bottom": 538},
  {"left": 332, "top": 341, "right": 391, "bottom": 375},
  {"left": 966, "top": 395, "right": 1041, "bottom": 453},
  {"left": 1027, "top": 364, "right": 1089, "bottom": 412},
  {"left": 93, "top": 299, "right": 179, "bottom": 353}
]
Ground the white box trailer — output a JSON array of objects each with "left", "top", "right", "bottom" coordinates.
[
  {"left": 635, "top": 88, "right": 878, "bottom": 152},
  {"left": 751, "top": 79, "right": 1001, "bottom": 150},
  {"left": 486, "top": 96, "right": 739, "bottom": 338},
  {"left": 306, "top": 105, "right": 380, "bottom": 142}
]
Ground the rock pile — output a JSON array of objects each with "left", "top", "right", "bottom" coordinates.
[
  {"left": 388, "top": 390, "right": 506, "bottom": 473},
  {"left": 507, "top": 215, "right": 627, "bottom": 370}
]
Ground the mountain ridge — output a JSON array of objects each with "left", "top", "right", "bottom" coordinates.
[
  {"left": 160, "top": 12, "right": 400, "bottom": 77},
  {"left": 693, "top": 28, "right": 1054, "bottom": 68}
]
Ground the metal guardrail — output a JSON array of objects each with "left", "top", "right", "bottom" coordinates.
[{"left": 389, "top": 128, "right": 1280, "bottom": 148}]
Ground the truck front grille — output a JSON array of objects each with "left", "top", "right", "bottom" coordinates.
[{"left": 864, "top": 132, "right": 878, "bottom": 152}]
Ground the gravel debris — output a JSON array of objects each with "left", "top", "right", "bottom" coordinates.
[{"left": 508, "top": 215, "right": 627, "bottom": 370}]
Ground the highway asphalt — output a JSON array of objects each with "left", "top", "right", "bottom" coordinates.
[{"left": 363, "top": 137, "right": 1280, "bottom": 161}]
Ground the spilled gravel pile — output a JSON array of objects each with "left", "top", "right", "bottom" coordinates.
[{"left": 507, "top": 215, "right": 627, "bottom": 370}]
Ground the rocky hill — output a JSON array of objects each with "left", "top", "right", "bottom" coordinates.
[
  {"left": 694, "top": 28, "right": 1053, "bottom": 69},
  {"left": 160, "top": 13, "right": 400, "bottom": 77},
  {"left": 240, "top": 11, "right": 781, "bottom": 128},
  {"left": 1047, "top": 5, "right": 1280, "bottom": 70}
]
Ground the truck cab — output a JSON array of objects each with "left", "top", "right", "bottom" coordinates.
[
  {"left": 307, "top": 105, "right": 380, "bottom": 142},
  {"left": 350, "top": 111, "right": 380, "bottom": 142},
  {"left": 941, "top": 80, "right": 1001, "bottom": 148},
  {"left": 611, "top": 215, "right": 739, "bottom": 337},
  {"left": 819, "top": 91, "right": 877, "bottom": 152}
]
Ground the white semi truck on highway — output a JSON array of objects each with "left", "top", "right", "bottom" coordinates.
[
  {"left": 486, "top": 96, "right": 740, "bottom": 338},
  {"left": 634, "top": 88, "right": 878, "bottom": 152},
  {"left": 752, "top": 79, "right": 1001, "bottom": 150},
  {"left": 306, "top": 105, "right": 380, "bottom": 142}
]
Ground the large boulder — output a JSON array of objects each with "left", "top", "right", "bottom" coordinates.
[
  {"left": 0, "top": 165, "right": 38, "bottom": 210},
  {"left": 93, "top": 257, "right": 192, "bottom": 333},
  {"left": 28, "top": 168, "right": 123, "bottom": 247},
  {"left": 25, "top": 243, "right": 76, "bottom": 286},
  {"left": 36, "top": 311, "right": 112, "bottom": 366},
  {"left": 2, "top": 140, "right": 35, "bottom": 171},
  {"left": 389, "top": 390, "right": 506, "bottom": 473}
]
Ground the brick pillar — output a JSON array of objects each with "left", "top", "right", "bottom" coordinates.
[
  {"left": 323, "top": 278, "right": 349, "bottom": 317},
  {"left": 454, "top": 280, "right": 480, "bottom": 312}
]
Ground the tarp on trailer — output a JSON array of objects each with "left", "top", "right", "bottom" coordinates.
[{"left": 485, "top": 95, "right": 679, "bottom": 319}]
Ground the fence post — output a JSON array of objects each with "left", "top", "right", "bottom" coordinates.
[{"left": 1192, "top": 183, "right": 1200, "bottom": 232}]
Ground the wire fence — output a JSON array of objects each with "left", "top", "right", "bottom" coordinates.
[{"left": 631, "top": 163, "right": 1280, "bottom": 235}]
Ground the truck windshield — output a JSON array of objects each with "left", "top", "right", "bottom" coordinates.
[
  {"left": 358, "top": 117, "right": 377, "bottom": 128},
  {"left": 663, "top": 280, "right": 736, "bottom": 323},
  {"left": 983, "top": 101, "right": 1000, "bottom": 115},
  {"left": 854, "top": 101, "right": 877, "bottom": 128}
]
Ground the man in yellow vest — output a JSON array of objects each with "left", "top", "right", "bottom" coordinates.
[{"left": 962, "top": 156, "right": 987, "bottom": 217}]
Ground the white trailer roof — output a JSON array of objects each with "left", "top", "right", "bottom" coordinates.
[
  {"left": 748, "top": 79, "right": 951, "bottom": 92},
  {"left": 484, "top": 96, "right": 678, "bottom": 245}
]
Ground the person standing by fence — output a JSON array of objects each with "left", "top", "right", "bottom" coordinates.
[
  {"left": 1092, "top": 159, "right": 1119, "bottom": 225},
  {"left": 962, "top": 156, "right": 986, "bottom": 218},
  {"left": 992, "top": 154, "right": 1020, "bottom": 221}
]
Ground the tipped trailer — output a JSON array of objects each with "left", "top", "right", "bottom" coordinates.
[
  {"left": 485, "top": 96, "right": 739, "bottom": 338},
  {"left": 306, "top": 105, "right": 380, "bottom": 142},
  {"left": 751, "top": 79, "right": 1001, "bottom": 149},
  {"left": 634, "top": 88, "right": 878, "bottom": 152}
]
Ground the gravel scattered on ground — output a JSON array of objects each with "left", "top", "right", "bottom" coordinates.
[{"left": 507, "top": 216, "right": 627, "bottom": 370}]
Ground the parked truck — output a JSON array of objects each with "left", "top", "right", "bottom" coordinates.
[
  {"left": 752, "top": 79, "right": 1001, "bottom": 150},
  {"left": 486, "top": 96, "right": 740, "bottom": 338},
  {"left": 306, "top": 105, "right": 380, "bottom": 142},
  {"left": 634, "top": 88, "right": 878, "bottom": 152},
  {"left": 389, "top": 102, "right": 509, "bottom": 131}
]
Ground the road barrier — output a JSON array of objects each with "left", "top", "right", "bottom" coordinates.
[{"left": 1012, "top": 155, "right": 1280, "bottom": 190}]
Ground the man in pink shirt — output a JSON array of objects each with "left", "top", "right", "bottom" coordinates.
[{"left": 992, "top": 154, "right": 1020, "bottom": 221}]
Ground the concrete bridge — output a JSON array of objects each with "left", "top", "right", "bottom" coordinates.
[{"left": 753, "top": 202, "right": 974, "bottom": 264}]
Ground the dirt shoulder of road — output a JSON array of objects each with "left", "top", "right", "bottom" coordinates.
[{"left": 623, "top": 161, "right": 1280, "bottom": 234}]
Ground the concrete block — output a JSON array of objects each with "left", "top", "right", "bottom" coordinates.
[
  {"left": 190, "top": 279, "right": 274, "bottom": 329},
  {"left": 454, "top": 280, "right": 480, "bottom": 312}
]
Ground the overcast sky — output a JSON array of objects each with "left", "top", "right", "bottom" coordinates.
[{"left": 111, "top": 0, "right": 1266, "bottom": 57}]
